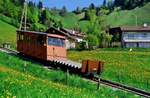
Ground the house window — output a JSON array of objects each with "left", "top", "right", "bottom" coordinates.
[
  {"left": 128, "top": 34, "right": 134, "bottom": 39},
  {"left": 141, "top": 33, "right": 147, "bottom": 38},
  {"left": 126, "top": 43, "right": 137, "bottom": 48},
  {"left": 139, "top": 43, "right": 150, "bottom": 48}
]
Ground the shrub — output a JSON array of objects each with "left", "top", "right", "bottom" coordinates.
[{"left": 87, "top": 34, "right": 99, "bottom": 49}]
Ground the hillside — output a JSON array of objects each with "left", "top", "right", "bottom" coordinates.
[
  {"left": 59, "top": 13, "right": 79, "bottom": 29},
  {"left": 68, "top": 48, "right": 150, "bottom": 92},
  {"left": 0, "top": 51, "right": 137, "bottom": 98},
  {"left": 106, "top": 3, "right": 150, "bottom": 27},
  {"left": 0, "top": 2, "right": 150, "bottom": 48},
  {"left": 0, "top": 19, "right": 16, "bottom": 47}
]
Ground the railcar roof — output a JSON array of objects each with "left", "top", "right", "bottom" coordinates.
[
  {"left": 17, "top": 30, "right": 47, "bottom": 35},
  {"left": 17, "top": 30, "right": 66, "bottom": 39}
]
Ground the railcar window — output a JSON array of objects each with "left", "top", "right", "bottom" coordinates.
[
  {"left": 37, "top": 35, "right": 45, "bottom": 45},
  {"left": 19, "top": 34, "right": 24, "bottom": 41},
  {"left": 48, "top": 37, "right": 65, "bottom": 47},
  {"left": 48, "top": 38, "right": 53, "bottom": 45},
  {"left": 17, "top": 34, "right": 20, "bottom": 41},
  {"left": 17, "top": 34, "right": 19, "bottom": 41},
  {"left": 18, "top": 34, "right": 21, "bottom": 41},
  {"left": 24, "top": 35, "right": 27, "bottom": 42}
]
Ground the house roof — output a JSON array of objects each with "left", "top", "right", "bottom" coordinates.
[
  {"left": 60, "top": 28, "right": 86, "bottom": 38},
  {"left": 45, "top": 27, "right": 87, "bottom": 41},
  {"left": 120, "top": 26, "right": 150, "bottom": 32},
  {"left": 109, "top": 26, "right": 150, "bottom": 35},
  {"left": 45, "top": 27, "right": 77, "bottom": 40},
  {"left": 17, "top": 30, "right": 66, "bottom": 39}
]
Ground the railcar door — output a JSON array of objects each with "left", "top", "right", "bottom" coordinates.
[
  {"left": 52, "top": 38, "right": 66, "bottom": 60},
  {"left": 47, "top": 37, "right": 55, "bottom": 60},
  {"left": 47, "top": 36, "right": 66, "bottom": 61}
]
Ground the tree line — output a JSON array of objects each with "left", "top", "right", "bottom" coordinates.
[
  {"left": 72, "top": 0, "right": 149, "bottom": 48},
  {"left": 0, "top": 0, "right": 67, "bottom": 31}
]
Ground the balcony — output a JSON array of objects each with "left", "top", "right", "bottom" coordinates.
[
  {"left": 123, "top": 32, "right": 150, "bottom": 42},
  {"left": 123, "top": 36, "right": 150, "bottom": 42}
]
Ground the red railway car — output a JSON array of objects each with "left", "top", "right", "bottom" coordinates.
[
  {"left": 17, "top": 28, "right": 104, "bottom": 78},
  {"left": 15, "top": 0, "right": 104, "bottom": 79},
  {"left": 81, "top": 60, "right": 104, "bottom": 77},
  {"left": 17, "top": 30, "right": 67, "bottom": 61}
]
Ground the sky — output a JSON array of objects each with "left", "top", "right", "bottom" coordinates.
[{"left": 32, "top": 0, "right": 104, "bottom": 11}]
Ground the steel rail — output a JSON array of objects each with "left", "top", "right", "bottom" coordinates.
[{"left": 93, "top": 78, "right": 150, "bottom": 98}]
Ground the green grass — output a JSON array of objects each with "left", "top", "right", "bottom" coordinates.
[
  {"left": 1, "top": 66, "right": 106, "bottom": 98},
  {"left": 52, "top": 13, "right": 79, "bottom": 29},
  {"left": 62, "top": 13, "right": 79, "bottom": 28},
  {"left": 106, "top": 3, "right": 150, "bottom": 27},
  {"left": 0, "top": 51, "right": 139, "bottom": 98},
  {"left": 79, "top": 20, "right": 90, "bottom": 32},
  {"left": 0, "top": 19, "right": 16, "bottom": 48},
  {"left": 68, "top": 48, "right": 150, "bottom": 92},
  {"left": 0, "top": 15, "right": 19, "bottom": 27}
]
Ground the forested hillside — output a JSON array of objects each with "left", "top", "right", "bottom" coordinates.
[{"left": 0, "top": 0, "right": 150, "bottom": 48}]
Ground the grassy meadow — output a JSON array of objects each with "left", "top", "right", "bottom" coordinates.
[
  {"left": 106, "top": 3, "right": 150, "bottom": 27},
  {"left": 68, "top": 48, "right": 150, "bottom": 92},
  {"left": 0, "top": 51, "right": 139, "bottom": 98},
  {"left": 0, "top": 19, "right": 16, "bottom": 48}
]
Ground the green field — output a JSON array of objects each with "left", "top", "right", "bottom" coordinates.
[
  {"left": 68, "top": 48, "right": 150, "bottom": 92},
  {"left": 106, "top": 3, "right": 150, "bottom": 27},
  {"left": 52, "top": 13, "right": 79, "bottom": 29},
  {"left": 0, "top": 19, "right": 16, "bottom": 48},
  {"left": 0, "top": 51, "right": 139, "bottom": 98}
]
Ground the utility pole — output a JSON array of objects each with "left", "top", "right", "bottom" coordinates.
[
  {"left": 135, "top": 15, "right": 137, "bottom": 26},
  {"left": 133, "top": 14, "right": 138, "bottom": 26},
  {"left": 19, "top": 0, "right": 28, "bottom": 30}
]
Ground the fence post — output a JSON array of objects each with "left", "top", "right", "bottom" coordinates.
[
  {"left": 147, "top": 79, "right": 149, "bottom": 89},
  {"left": 97, "top": 77, "right": 100, "bottom": 90},
  {"left": 24, "top": 62, "right": 27, "bottom": 72},
  {"left": 66, "top": 69, "right": 69, "bottom": 85}
]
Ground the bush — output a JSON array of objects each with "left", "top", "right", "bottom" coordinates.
[
  {"left": 99, "top": 31, "right": 112, "bottom": 48},
  {"left": 76, "top": 41, "right": 87, "bottom": 50},
  {"left": 87, "top": 34, "right": 99, "bottom": 49}
]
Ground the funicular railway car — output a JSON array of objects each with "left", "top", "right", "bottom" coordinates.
[
  {"left": 16, "top": 0, "right": 103, "bottom": 78},
  {"left": 17, "top": 28, "right": 104, "bottom": 78},
  {"left": 17, "top": 30, "right": 67, "bottom": 61}
]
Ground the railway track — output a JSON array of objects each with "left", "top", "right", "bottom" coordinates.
[
  {"left": 0, "top": 47, "right": 150, "bottom": 98},
  {"left": 93, "top": 78, "right": 150, "bottom": 98},
  {"left": 0, "top": 47, "right": 18, "bottom": 54}
]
